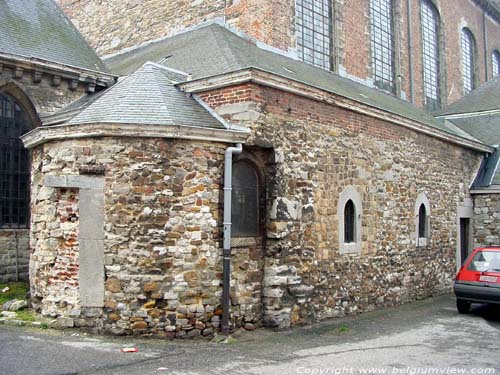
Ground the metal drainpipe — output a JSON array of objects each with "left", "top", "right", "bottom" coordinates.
[
  {"left": 483, "top": 9, "right": 489, "bottom": 81},
  {"left": 221, "top": 143, "right": 242, "bottom": 336},
  {"left": 407, "top": 0, "right": 415, "bottom": 104}
]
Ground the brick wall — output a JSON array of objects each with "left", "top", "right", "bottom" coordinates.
[{"left": 57, "top": 0, "right": 500, "bottom": 110}]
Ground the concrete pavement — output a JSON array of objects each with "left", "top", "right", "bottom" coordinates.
[{"left": 0, "top": 294, "right": 499, "bottom": 375}]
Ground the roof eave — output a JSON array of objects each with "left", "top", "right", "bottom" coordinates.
[
  {"left": 178, "top": 67, "right": 494, "bottom": 154},
  {"left": 0, "top": 52, "right": 117, "bottom": 87},
  {"left": 21, "top": 122, "right": 250, "bottom": 149}
]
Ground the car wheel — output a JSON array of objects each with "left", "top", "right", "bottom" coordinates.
[{"left": 456, "top": 299, "right": 471, "bottom": 314}]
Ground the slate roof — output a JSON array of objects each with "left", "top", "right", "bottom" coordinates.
[
  {"left": 66, "top": 62, "right": 226, "bottom": 129},
  {"left": 0, "top": 0, "right": 108, "bottom": 72},
  {"left": 440, "top": 76, "right": 500, "bottom": 116},
  {"left": 105, "top": 23, "right": 479, "bottom": 142},
  {"left": 447, "top": 115, "right": 500, "bottom": 146},
  {"left": 472, "top": 147, "right": 500, "bottom": 188}
]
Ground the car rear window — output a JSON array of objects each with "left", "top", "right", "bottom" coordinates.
[{"left": 467, "top": 251, "right": 500, "bottom": 272}]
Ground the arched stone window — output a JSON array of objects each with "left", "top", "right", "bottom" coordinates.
[
  {"left": 421, "top": 0, "right": 442, "bottom": 110},
  {"left": 231, "top": 161, "right": 259, "bottom": 237},
  {"left": 370, "top": 0, "right": 395, "bottom": 92},
  {"left": 492, "top": 50, "right": 500, "bottom": 78},
  {"left": 460, "top": 28, "right": 476, "bottom": 94},
  {"left": 415, "top": 193, "right": 430, "bottom": 247},
  {"left": 0, "top": 93, "right": 31, "bottom": 228},
  {"left": 338, "top": 186, "right": 362, "bottom": 254}
]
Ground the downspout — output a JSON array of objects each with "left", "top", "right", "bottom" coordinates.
[
  {"left": 221, "top": 143, "right": 243, "bottom": 336},
  {"left": 407, "top": 0, "right": 415, "bottom": 103},
  {"left": 483, "top": 8, "right": 489, "bottom": 81}
]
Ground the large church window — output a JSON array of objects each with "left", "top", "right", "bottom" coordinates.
[
  {"left": 231, "top": 161, "right": 259, "bottom": 237},
  {"left": 296, "top": 0, "right": 333, "bottom": 70},
  {"left": 492, "top": 50, "right": 500, "bottom": 78},
  {"left": 370, "top": 0, "right": 395, "bottom": 92},
  {"left": 421, "top": 0, "right": 441, "bottom": 111},
  {"left": 0, "top": 93, "right": 31, "bottom": 228},
  {"left": 461, "top": 28, "right": 476, "bottom": 94}
]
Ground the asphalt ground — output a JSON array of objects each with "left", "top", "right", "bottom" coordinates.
[{"left": 0, "top": 294, "right": 499, "bottom": 375}]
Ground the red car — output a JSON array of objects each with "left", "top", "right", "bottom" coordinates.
[{"left": 453, "top": 247, "right": 500, "bottom": 313}]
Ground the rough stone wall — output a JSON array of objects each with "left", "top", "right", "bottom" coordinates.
[
  {"left": 473, "top": 194, "right": 500, "bottom": 247},
  {"left": 0, "top": 230, "right": 30, "bottom": 283},
  {"left": 30, "top": 138, "right": 263, "bottom": 336},
  {"left": 200, "top": 82, "right": 481, "bottom": 327}
]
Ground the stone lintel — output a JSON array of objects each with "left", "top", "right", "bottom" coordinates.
[{"left": 44, "top": 175, "right": 105, "bottom": 189}]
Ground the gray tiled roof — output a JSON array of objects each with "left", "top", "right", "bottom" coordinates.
[
  {"left": 440, "top": 76, "right": 500, "bottom": 116},
  {"left": 105, "top": 23, "right": 479, "bottom": 142},
  {"left": 67, "top": 62, "right": 225, "bottom": 129},
  {"left": 448, "top": 115, "right": 500, "bottom": 146},
  {"left": 0, "top": 0, "right": 108, "bottom": 72}
]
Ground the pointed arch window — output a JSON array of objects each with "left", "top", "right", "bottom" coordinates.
[
  {"left": 0, "top": 93, "right": 31, "bottom": 228},
  {"left": 421, "top": 0, "right": 441, "bottom": 110},
  {"left": 231, "top": 161, "right": 259, "bottom": 237},
  {"left": 492, "top": 50, "right": 500, "bottom": 78},
  {"left": 370, "top": 0, "right": 395, "bottom": 92},
  {"left": 461, "top": 28, "right": 476, "bottom": 94},
  {"left": 338, "top": 186, "right": 362, "bottom": 254},
  {"left": 295, "top": 0, "right": 333, "bottom": 70},
  {"left": 415, "top": 193, "right": 430, "bottom": 247}
]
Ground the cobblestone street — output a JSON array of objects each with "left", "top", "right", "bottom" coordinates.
[{"left": 1, "top": 295, "right": 499, "bottom": 375}]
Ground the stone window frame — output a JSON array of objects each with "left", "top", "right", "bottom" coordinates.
[
  {"left": 420, "top": 0, "right": 444, "bottom": 111},
  {"left": 295, "top": 0, "right": 334, "bottom": 71},
  {"left": 415, "top": 192, "right": 431, "bottom": 247},
  {"left": 338, "top": 186, "right": 362, "bottom": 255},
  {"left": 460, "top": 27, "right": 477, "bottom": 94}
]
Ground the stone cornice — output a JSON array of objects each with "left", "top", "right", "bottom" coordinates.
[
  {"left": 0, "top": 52, "right": 116, "bottom": 91},
  {"left": 178, "top": 68, "right": 493, "bottom": 154},
  {"left": 21, "top": 123, "right": 250, "bottom": 149}
]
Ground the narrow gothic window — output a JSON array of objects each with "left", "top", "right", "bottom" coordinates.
[
  {"left": 0, "top": 93, "right": 31, "bottom": 228},
  {"left": 421, "top": 0, "right": 441, "bottom": 111},
  {"left": 418, "top": 204, "right": 427, "bottom": 238},
  {"left": 370, "top": 0, "right": 395, "bottom": 92},
  {"left": 461, "top": 28, "right": 476, "bottom": 94},
  {"left": 231, "top": 161, "right": 259, "bottom": 237},
  {"left": 344, "top": 199, "right": 356, "bottom": 243},
  {"left": 295, "top": 0, "right": 333, "bottom": 70},
  {"left": 492, "top": 50, "right": 500, "bottom": 78}
]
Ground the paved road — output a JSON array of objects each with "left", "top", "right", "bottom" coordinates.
[{"left": 1, "top": 295, "right": 499, "bottom": 375}]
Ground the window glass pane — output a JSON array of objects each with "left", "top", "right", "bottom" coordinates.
[
  {"left": 370, "top": 0, "right": 394, "bottom": 92},
  {"left": 418, "top": 204, "right": 426, "bottom": 238},
  {"left": 295, "top": 0, "right": 332, "bottom": 70},
  {"left": 492, "top": 50, "right": 500, "bottom": 77},
  {"left": 0, "top": 93, "right": 31, "bottom": 228},
  {"left": 421, "top": 0, "right": 441, "bottom": 110},
  {"left": 344, "top": 199, "right": 356, "bottom": 243},
  {"left": 231, "top": 162, "right": 259, "bottom": 237},
  {"left": 461, "top": 28, "right": 475, "bottom": 94}
]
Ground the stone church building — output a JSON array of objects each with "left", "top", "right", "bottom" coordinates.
[{"left": 1, "top": 0, "right": 500, "bottom": 337}]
